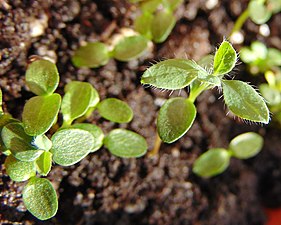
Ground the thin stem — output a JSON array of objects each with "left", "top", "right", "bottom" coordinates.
[
  {"left": 188, "top": 83, "right": 210, "bottom": 103},
  {"left": 229, "top": 8, "right": 249, "bottom": 37},
  {"left": 148, "top": 133, "right": 162, "bottom": 157}
]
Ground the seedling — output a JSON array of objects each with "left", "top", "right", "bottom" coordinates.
[
  {"left": 1, "top": 58, "right": 147, "bottom": 220},
  {"left": 193, "top": 132, "right": 264, "bottom": 178},
  {"left": 141, "top": 40, "right": 270, "bottom": 143}
]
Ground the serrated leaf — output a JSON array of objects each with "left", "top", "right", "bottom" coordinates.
[
  {"left": 51, "top": 128, "right": 95, "bottom": 166},
  {"left": 4, "top": 155, "right": 36, "bottom": 182},
  {"left": 113, "top": 35, "right": 148, "bottom": 61},
  {"left": 141, "top": 59, "right": 201, "bottom": 90},
  {"left": 104, "top": 129, "right": 147, "bottom": 158},
  {"left": 213, "top": 41, "right": 237, "bottom": 76},
  {"left": 23, "top": 177, "right": 58, "bottom": 220},
  {"left": 23, "top": 94, "right": 61, "bottom": 136},
  {"left": 61, "top": 81, "right": 96, "bottom": 125},
  {"left": 72, "top": 123, "right": 104, "bottom": 152},
  {"left": 97, "top": 98, "right": 133, "bottom": 123},
  {"left": 229, "top": 132, "right": 263, "bottom": 159},
  {"left": 157, "top": 97, "right": 196, "bottom": 143},
  {"left": 192, "top": 148, "right": 230, "bottom": 178},
  {"left": 249, "top": 0, "right": 272, "bottom": 24},
  {"left": 35, "top": 151, "right": 52, "bottom": 176},
  {"left": 2, "top": 123, "right": 44, "bottom": 161},
  {"left": 72, "top": 42, "right": 110, "bottom": 68},
  {"left": 222, "top": 80, "right": 270, "bottom": 123},
  {"left": 151, "top": 10, "right": 176, "bottom": 43},
  {"left": 25, "top": 59, "right": 59, "bottom": 96}
]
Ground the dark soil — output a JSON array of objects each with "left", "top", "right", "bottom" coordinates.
[{"left": 0, "top": 0, "right": 281, "bottom": 224}]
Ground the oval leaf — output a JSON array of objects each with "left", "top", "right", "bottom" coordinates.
[
  {"left": 23, "top": 94, "right": 61, "bottom": 136},
  {"left": 72, "top": 42, "right": 110, "bottom": 68},
  {"left": 97, "top": 98, "right": 133, "bottom": 123},
  {"left": 213, "top": 41, "right": 237, "bottom": 76},
  {"left": 141, "top": 59, "right": 201, "bottom": 90},
  {"left": 104, "top": 129, "right": 147, "bottom": 158},
  {"left": 4, "top": 155, "right": 36, "bottom": 182},
  {"left": 157, "top": 98, "right": 196, "bottom": 143},
  {"left": 135, "top": 13, "right": 153, "bottom": 39},
  {"left": 25, "top": 59, "right": 59, "bottom": 96},
  {"left": 23, "top": 177, "right": 58, "bottom": 220},
  {"left": 51, "top": 128, "right": 95, "bottom": 166},
  {"left": 222, "top": 80, "right": 270, "bottom": 123},
  {"left": 72, "top": 123, "right": 104, "bottom": 152},
  {"left": 192, "top": 148, "right": 230, "bottom": 178},
  {"left": 249, "top": 0, "right": 272, "bottom": 24},
  {"left": 36, "top": 151, "right": 52, "bottom": 176},
  {"left": 229, "top": 132, "right": 263, "bottom": 159}
]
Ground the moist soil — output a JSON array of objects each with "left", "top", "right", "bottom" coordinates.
[{"left": 0, "top": 0, "right": 281, "bottom": 224}]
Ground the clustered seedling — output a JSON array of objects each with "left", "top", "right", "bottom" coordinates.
[
  {"left": 193, "top": 132, "right": 264, "bottom": 178},
  {"left": 141, "top": 40, "right": 270, "bottom": 143},
  {"left": 0, "top": 59, "right": 147, "bottom": 220}
]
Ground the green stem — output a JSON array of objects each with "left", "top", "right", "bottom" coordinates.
[
  {"left": 229, "top": 8, "right": 249, "bottom": 37},
  {"left": 148, "top": 133, "right": 162, "bottom": 157},
  {"left": 188, "top": 83, "right": 210, "bottom": 103}
]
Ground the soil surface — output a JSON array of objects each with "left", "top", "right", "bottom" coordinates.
[{"left": 0, "top": 0, "right": 281, "bottom": 225}]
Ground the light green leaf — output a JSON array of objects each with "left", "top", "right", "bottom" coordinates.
[
  {"left": 249, "top": 0, "right": 272, "bottom": 24},
  {"left": 22, "top": 94, "right": 61, "bottom": 136},
  {"left": 35, "top": 151, "right": 52, "bottom": 176},
  {"left": 229, "top": 132, "right": 263, "bottom": 159},
  {"left": 251, "top": 41, "right": 268, "bottom": 59},
  {"left": 268, "top": 0, "right": 281, "bottom": 13},
  {"left": 259, "top": 83, "right": 281, "bottom": 106},
  {"left": 112, "top": 35, "right": 148, "bottom": 61},
  {"left": 104, "top": 129, "right": 147, "bottom": 158},
  {"left": 72, "top": 123, "right": 104, "bottom": 152},
  {"left": 51, "top": 128, "right": 95, "bottom": 166},
  {"left": 222, "top": 80, "right": 270, "bottom": 123},
  {"left": 267, "top": 48, "right": 281, "bottom": 67},
  {"left": 157, "top": 98, "right": 196, "bottom": 143},
  {"left": 151, "top": 10, "right": 176, "bottom": 43},
  {"left": 135, "top": 13, "right": 153, "bottom": 39},
  {"left": 61, "top": 81, "right": 96, "bottom": 125},
  {"left": 32, "top": 135, "right": 52, "bottom": 151},
  {"left": 25, "top": 59, "right": 59, "bottom": 96},
  {"left": 140, "top": 0, "right": 162, "bottom": 13},
  {"left": 192, "top": 148, "right": 230, "bottom": 178},
  {"left": 4, "top": 155, "right": 36, "bottom": 182},
  {"left": 97, "top": 98, "right": 133, "bottom": 123},
  {"left": 23, "top": 177, "right": 58, "bottom": 220},
  {"left": 213, "top": 41, "right": 237, "bottom": 76},
  {"left": 240, "top": 47, "right": 258, "bottom": 64},
  {"left": 2, "top": 123, "right": 44, "bottom": 161},
  {"left": 71, "top": 42, "right": 110, "bottom": 68},
  {"left": 141, "top": 59, "right": 201, "bottom": 90}
]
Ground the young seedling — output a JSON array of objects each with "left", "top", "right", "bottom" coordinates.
[
  {"left": 1, "top": 58, "right": 147, "bottom": 220},
  {"left": 193, "top": 132, "right": 264, "bottom": 178},
  {"left": 141, "top": 40, "right": 270, "bottom": 143}
]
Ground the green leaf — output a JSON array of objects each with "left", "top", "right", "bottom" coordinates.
[
  {"left": 157, "top": 98, "right": 196, "bottom": 143},
  {"left": 2, "top": 123, "right": 44, "bottom": 161},
  {"left": 32, "top": 135, "right": 52, "bottom": 151},
  {"left": 51, "top": 128, "right": 95, "bottom": 166},
  {"left": 249, "top": 0, "right": 272, "bottom": 24},
  {"left": 268, "top": 0, "right": 281, "bottom": 13},
  {"left": 151, "top": 10, "right": 176, "bottom": 43},
  {"left": 259, "top": 83, "right": 281, "bottom": 106},
  {"left": 61, "top": 81, "right": 96, "bottom": 125},
  {"left": 25, "top": 59, "right": 59, "bottom": 96},
  {"left": 164, "top": 0, "right": 183, "bottom": 10},
  {"left": 71, "top": 42, "right": 110, "bottom": 68},
  {"left": 72, "top": 123, "right": 104, "bottom": 152},
  {"left": 112, "top": 35, "right": 148, "bottom": 61},
  {"left": 240, "top": 47, "right": 258, "bottom": 63},
  {"left": 135, "top": 13, "right": 153, "bottom": 39},
  {"left": 22, "top": 94, "right": 61, "bottom": 136},
  {"left": 192, "top": 148, "right": 230, "bottom": 178},
  {"left": 97, "top": 98, "right": 133, "bottom": 123},
  {"left": 35, "top": 151, "right": 52, "bottom": 176},
  {"left": 140, "top": 0, "right": 162, "bottom": 13},
  {"left": 229, "top": 132, "right": 263, "bottom": 159},
  {"left": 267, "top": 48, "right": 281, "bottom": 67},
  {"left": 23, "top": 177, "right": 58, "bottom": 220},
  {"left": 251, "top": 41, "right": 268, "bottom": 59},
  {"left": 141, "top": 59, "right": 201, "bottom": 90},
  {"left": 222, "top": 80, "right": 270, "bottom": 123},
  {"left": 213, "top": 41, "right": 237, "bottom": 76},
  {"left": 104, "top": 129, "right": 147, "bottom": 158},
  {"left": 4, "top": 155, "right": 36, "bottom": 182}
]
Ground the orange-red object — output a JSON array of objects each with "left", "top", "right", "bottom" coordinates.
[{"left": 266, "top": 208, "right": 281, "bottom": 225}]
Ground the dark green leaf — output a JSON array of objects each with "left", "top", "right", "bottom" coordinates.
[
  {"left": 23, "top": 177, "right": 58, "bottom": 220},
  {"left": 51, "top": 128, "right": 95, "bottom": 166},
  {"left": 192, "top": 148, "right": 230, "bottom": 178},
  {"left": 157, "top": 98, "right": 196, "bottom": 143},
  {"left": 4, "top": 155, "right": 36, "bottom": 182},
  {"left": 72, "top": 42, "right": 110, "bottom": 68},
  {"left": 25, "top": 59, "right": 59, "bottom": 96},
  {"left": 222, "top": 80, "right": 270, "bottom": 123},
  {"left": 249, "top": 0, "right": 272, "bottom": 24},
  {"left": 104, "top": 129, "right": 147, "bottom": 158},
  {"left": 35, "top": 151, "right": 52, "bottom": 176},
  {"left": 23, "top": 94, "right": 61, "bottom": 136},
  {"left": 97, "top": 98, "right": 133, "bottom": 123}
]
